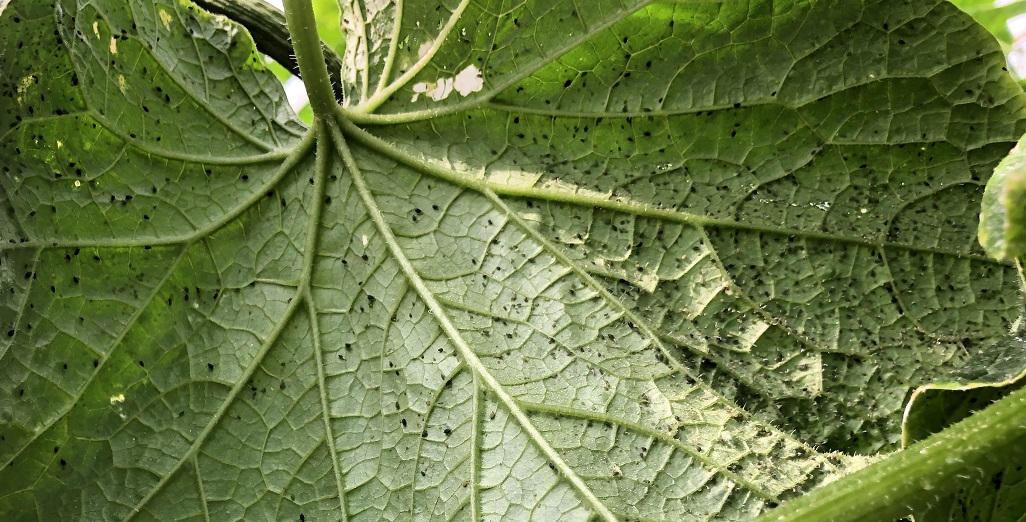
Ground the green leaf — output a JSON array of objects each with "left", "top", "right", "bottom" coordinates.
[
  {"left": 2, "top": 0, "right": 1026, "bottom": 520},
  {"left": 900, "top": 306, "right": 1026, "bottom": 521},
  {"left": 905, "top": 382, "right": 1026, "bottom": 521},
  {"left": 981, "top": 134, "right": 1026, "bottom": 260},
  {"left": 917, "top": 470, "right": 1026, "bottom": 522},
  {"left": 949, "top": 0, "right": 1026, "bottom": 46},
  {"left": 949, "top": 0, "right": 1026, "bottom": 83}
]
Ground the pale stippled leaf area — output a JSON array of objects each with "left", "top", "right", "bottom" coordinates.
[{"left": 1, "top": 0, "right": 1025, "bottom": 521}]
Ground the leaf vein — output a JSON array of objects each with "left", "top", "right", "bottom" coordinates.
[{"left": 328, "top": 121, "right": 619, "bottom": 521}]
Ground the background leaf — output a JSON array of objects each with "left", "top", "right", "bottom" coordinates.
[
  {"left": 980, "top": 133, "right": 1026, "bottom": 260},
  {"left": 2, "top": 0, "right": 1026, "bottom": 520},
  {"left": 950, "top": 0, "right": 1026, "bottom": 46}
]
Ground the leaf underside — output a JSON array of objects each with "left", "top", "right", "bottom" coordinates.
[
  {"left": 902, "top": 307, "right": 1026, "bottom": 522},
  {"left": 1, "top": 0, "right": 1026, "bottom": 520}
]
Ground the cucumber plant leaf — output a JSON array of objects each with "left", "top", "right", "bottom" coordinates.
[
  {"left": 900, "top": 306, "right": 1026, "bottom": 521},
  {"left": 981, "top": 132, "right": 1026, "bottom": 260},
  {"left": 2, "top": 0, "right": 1026, "bottom": 520},
  {"left": 949, "top": 0, "right": 1026, "bottom": 48}
]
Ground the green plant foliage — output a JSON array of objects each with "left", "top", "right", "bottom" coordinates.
[
  {"left": 981, "top": 133, "right": 1026, "bottom": 260},
  {"left": 949, "top": 0, "right": 1026, "bottom": 85},
  {"left": 2, "top": 0, "right": 1026, "bottom": 520},
  {"left": 901, "top": 308, "right": 1026, "bottom": 522},
  {"left": 951, "top": 0, "right": 1026, "bottom": 42},
  {"left": 278, "top": 0, "right": 345, "bottom": 120}
]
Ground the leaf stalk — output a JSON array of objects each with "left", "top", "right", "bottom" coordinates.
[
  {"left": 281, "top": 0, "right": 337, "bottom": 117},
  {"left": 192, "top": 0, "right": 345, "bottom": 102},
  {"left": 754, "top": 383, "right": 1026, "bottom": 522}
]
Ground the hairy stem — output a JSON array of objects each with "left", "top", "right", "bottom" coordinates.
[
  {"left": 192, "top": 0, "right": 344, "bottom": 102},
  {"left": 208, "top": 0, "right": 337, "bottom": 114},
  {"left": 282, "top": 0, "right": 337, "bottom": 116},
  {"left": 754, "top": 383, "right": 1026, "bottom": 522}
]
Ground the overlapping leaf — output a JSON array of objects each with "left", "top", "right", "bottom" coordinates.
[{"left": 2, "top": 0, "right": 1026, "bottom": 520}]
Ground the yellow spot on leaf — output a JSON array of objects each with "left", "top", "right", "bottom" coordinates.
[
  {"left": 16, "top": 74, "right": 34, "bottom": 104},
  {"left": 159, "top": 9, "right": 173, "bottom": 29},
  {"left": 92, "top": 21, "right": 99, "bottom": 37},
  {"left": 109, "top": 36, "right": 117, "bottom": 54}
]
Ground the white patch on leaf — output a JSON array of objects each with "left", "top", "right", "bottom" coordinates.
[
  {"left": 417, "top": 40, "right": 433, "bottom": 59},
  {"left": 411, "top": 78, "right": 454, "bottom": 102},
  {"left": 109, "top": 36, "right": 117, "bottom": 54},
  {"left": 453, "top": 65, "right": 483, "bottom": 96},
  {"left": 486, "top": 168, "right": 541, "bottom": 187},
  {"left": 411, "top": 65, "right": 484, "bottom": 102}
]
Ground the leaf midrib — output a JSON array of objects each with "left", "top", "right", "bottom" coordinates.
[
  {"left": 331, "top": 110, "right": 846, "bottom": 515},
  {"left": 481, "top": 186, "right": 842, "bottom": 483},
  {"left": 338, "top": 118, "right": 1005, "bottom": 265},
  {"left": 123, "top": 122, "right": 329, "bottom": 520},
  {"left": 338, "top": 115, "right": 1004, "bottom": 401},
  {"left": 327, "top": 121, "right": 621, "bottom": 521},
  {"left": 304, "top": 122, "right": 349, "bottom": 520}
]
